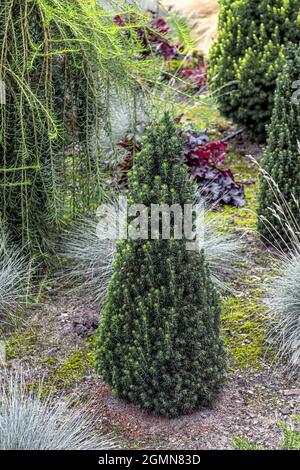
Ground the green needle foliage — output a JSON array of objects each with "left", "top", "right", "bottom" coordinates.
[
  {"left": 209, "top": 0, "right": 300, "bottom": 142},
  {"left": 0, "top": 0, "right": 160, "bottom": 261},
  {"left": 257, "top": 44, "right": 300, "bottom": 247},
  {"left": 95, "top": 114, "right": 226, "bottom": 418}
]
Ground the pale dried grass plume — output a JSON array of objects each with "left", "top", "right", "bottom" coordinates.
[{"left": 163, "top": 0, "right": 219, "bottom": 54}]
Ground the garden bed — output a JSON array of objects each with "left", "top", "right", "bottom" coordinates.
[{"left": 4, "top": 105, "right": 299, "bottom": 450}]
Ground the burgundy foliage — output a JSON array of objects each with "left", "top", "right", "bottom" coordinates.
[
  {"left": 114, "top": 11, "right": 207, "bottom": 93},
  {"left": 114, "top": 11, "right": 182, "bottom": 60},
  {"left": 113, "top": 13, "right": 243, "bottom": 205},
  {"left": 183, "top": 129, "right": 245, "bottom": 207},
  {"left": 113, "top": 124, "right": 245, "bottom": 208}
]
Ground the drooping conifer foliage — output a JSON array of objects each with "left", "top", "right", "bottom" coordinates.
[
  {"left": 209, "top": 0, "right": 300, "bottom": 141},
  {"left": 0, "top": 0, "right": 159, "bottom": 260},
  {"left": 257, "top": 44, "right": 300, "bottom": 247},
  {"left": 95, "top": 114, "right": 226, "bottom": 417}
]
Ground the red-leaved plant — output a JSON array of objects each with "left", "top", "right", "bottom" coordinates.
[
  {"left": 114, "top": 11, "right": 207, "bottom": 93},
  {"left": 112, "top": 121, "right": 245, "bottom": 208}
]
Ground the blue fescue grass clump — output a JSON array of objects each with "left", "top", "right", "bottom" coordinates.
[{"left": 0, "top": 369, "right": 117, "bottom": 450}]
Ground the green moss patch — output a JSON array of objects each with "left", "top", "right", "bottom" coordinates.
[
  {"left": 53, "top": 348, "right": 95, "bottom": 387},
  {"left": 179, "top": 97, "right": 228, "bottom": 130},
  {"left": 6, "top": 328, "right": 37, "bottom": 360},
  {"left": 222, "top": 293, "right": 267, "bottom": 369}
]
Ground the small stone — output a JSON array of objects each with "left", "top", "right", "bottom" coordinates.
[{"left": 283, "top": 389, "right": 300, "bottom": 397}]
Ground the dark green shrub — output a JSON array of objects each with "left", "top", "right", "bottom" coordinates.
[
  {"left": 257, "top": 44, "right": 300, "bottom": 246},
  {"left": 95, "top": 114, "right": 226, "bottom": 418},
  {"left": 209, "top": 0, "right": 300, "bottom": 142}
]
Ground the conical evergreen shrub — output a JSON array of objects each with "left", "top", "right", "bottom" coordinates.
[
  {"left": 209, "top": 0, "right": 300, "bottom": 142},
  {"left": 257, "top": 44, "right": 300, "bottom": 247},
  {"left": 95, "top": 114, "right": 226, "bottom": 418}
]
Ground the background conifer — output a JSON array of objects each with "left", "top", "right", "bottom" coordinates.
[
  {"left": 209, "top": 0, "right": 300, "bottom": 141},
  {"left": 257, "top": 44, "right": 300, "bottom": 247}
]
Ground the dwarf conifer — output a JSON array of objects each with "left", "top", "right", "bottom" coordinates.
[
  {"left": 209, "top": 0, "right": 300, "bottom": 141},
  {"left": 96, "top": 114, "right": 226, "bottom": 417},
  {"left": 257, "top": 45, "right": 300, "bottom": 246}
]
